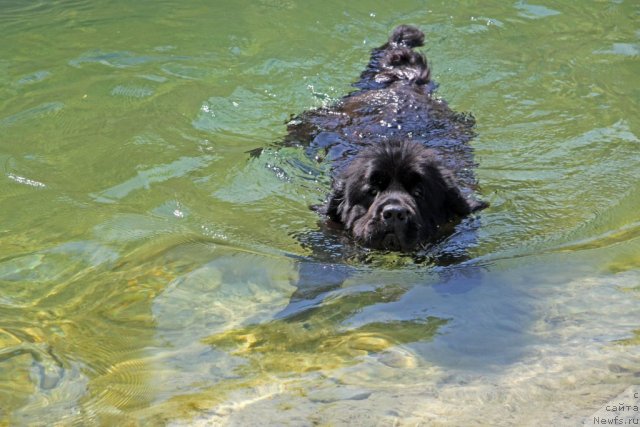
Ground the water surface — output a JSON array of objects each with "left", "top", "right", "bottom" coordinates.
[{"left": 1, "top": 1, "right": 639, "bottom": 425}]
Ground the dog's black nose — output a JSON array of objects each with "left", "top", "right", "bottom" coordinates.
[{"left": 382, "top": 204, "right": 408, "bottom": 224}]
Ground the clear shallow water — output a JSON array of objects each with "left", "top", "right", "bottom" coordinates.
[{"left": 1, "top": 1, "right": 639, "bottom": 425}]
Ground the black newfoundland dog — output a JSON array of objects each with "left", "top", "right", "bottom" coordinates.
[{"left": 284, "top": 25, "right": 487, "bottom": 252}]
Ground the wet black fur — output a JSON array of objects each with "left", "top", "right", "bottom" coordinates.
[{"left": 285, "top": 25, "right": 487, "bottom": 252}]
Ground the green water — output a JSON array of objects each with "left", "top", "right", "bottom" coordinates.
[{"left": 1, "top": 1, "right": 639, "bottom": 425}]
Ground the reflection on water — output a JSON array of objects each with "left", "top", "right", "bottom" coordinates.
[{"left": 0, "top": 0, "right": 639, "bottom": 425}]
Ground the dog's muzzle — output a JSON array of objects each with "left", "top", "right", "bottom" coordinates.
[{"left": 373, "top": 196, "right": 417, "bottom": 250}]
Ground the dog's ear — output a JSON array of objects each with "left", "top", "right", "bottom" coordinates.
[
  {"left": 324, "top": 178, "right": 345, "bottom": 223},
  {"left": 444, "top": 185, "right": 485, "bottom": 216},
  {"left": 441, "top": 172, "right": 488, "bottom": 216},
  {"left": 424, "top": 161, "right": 487, "bottom": 217},
  {"left": 467, "top": 198, "right": 489, "bottom": 213}
]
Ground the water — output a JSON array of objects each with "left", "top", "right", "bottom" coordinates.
[{"left": 1, "top": 1, "right": 638, "bottom": 425}]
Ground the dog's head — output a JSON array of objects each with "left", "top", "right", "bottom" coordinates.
[{"left": 324, "top": 140, "right": 486, "bottom": 251}]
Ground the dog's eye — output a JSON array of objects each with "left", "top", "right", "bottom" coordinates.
[
  {"left": 412, "top": 188, "right": 422, "bottom": 198},
  {"left": 369, "top": 187, "right": 378, "bottom": 196}
]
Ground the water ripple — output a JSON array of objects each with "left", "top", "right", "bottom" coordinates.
[
  {"left": 514, "top": 1, "right": 561, "bottom": 19},
  {"left": 110, "top": 85, "right": 155, "bottom": 98},
  {"left": 0, "top": 102, "right": 64, "bottom": 127},
  {"left": 69, "top": 49, "right": 190, "bottom": 69},
  {"left": 92, "top": 155, "right": 216, "bottom": 203}
]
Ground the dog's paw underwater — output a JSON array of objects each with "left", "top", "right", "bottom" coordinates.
[{"left": 286, "top": 24, "right": 487, "bottom": 253}]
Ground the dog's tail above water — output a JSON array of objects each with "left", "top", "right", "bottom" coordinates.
[
  {"left": 376, "top": 45, "right": 431, "bottom": 86},
  {"left": 388, "top": 24, "right": 425, "bottom": 48},
  {"left": 376, "top": 25, "right": 430, "bottom": 86},
  {"left": 355, "top": 25, "right": 432, "bottom": 90}
]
